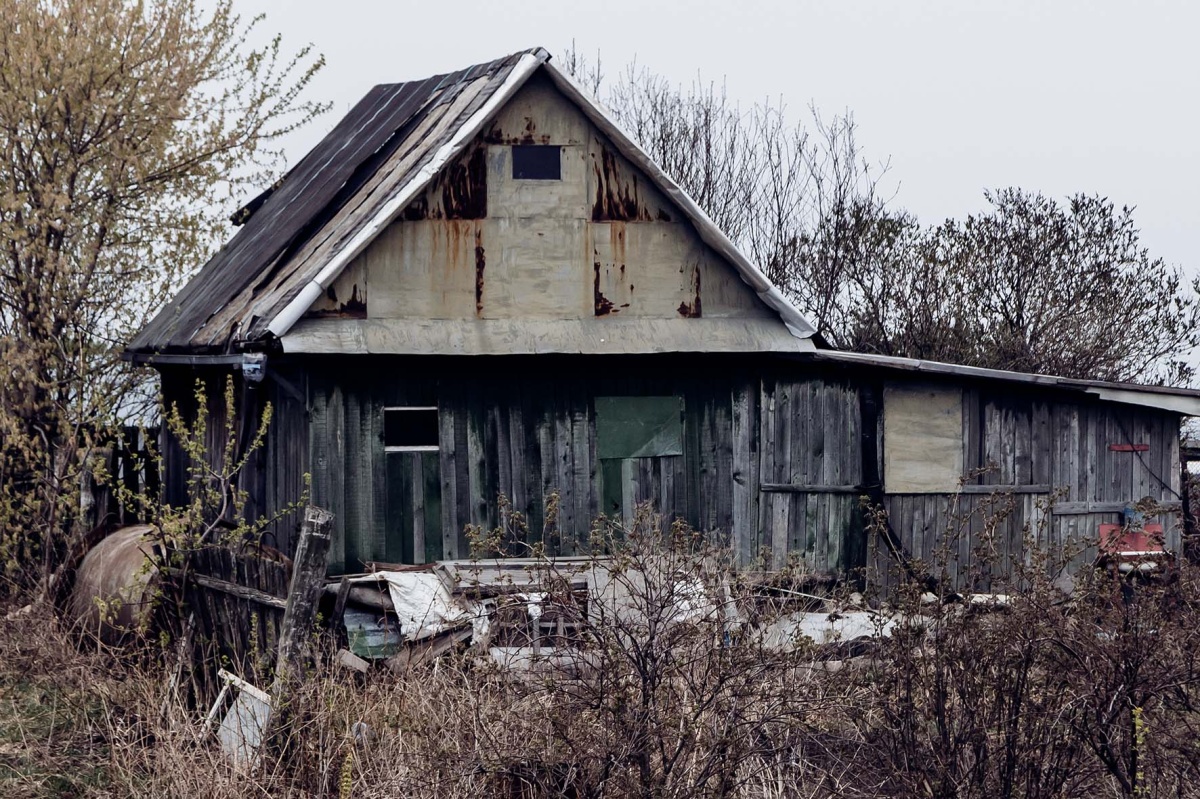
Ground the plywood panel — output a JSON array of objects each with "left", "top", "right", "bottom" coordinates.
[{"left": 883, "top": 383, "right": 964, "bottom": 493}]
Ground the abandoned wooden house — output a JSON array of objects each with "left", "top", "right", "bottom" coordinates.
[{"left": 125, "top": 47, "right": 1200, "bottom": 591}]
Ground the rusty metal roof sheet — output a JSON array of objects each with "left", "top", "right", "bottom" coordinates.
[{"left": 129, "top": 48, "right": 546, "bottom": 354}]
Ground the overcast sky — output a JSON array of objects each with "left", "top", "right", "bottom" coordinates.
[{"left": 237, "top": 0, "right": 1198, "bottom": 270}]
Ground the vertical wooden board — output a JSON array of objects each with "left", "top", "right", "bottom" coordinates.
[
  {"left": 696, "top": 393, "right": 715, "bottom": 532},
  {"left": 453, "top": 401, "right": 473, "bottom": 556},
  {"left": 910, "top": 493, "right": 926, "bottom": 562},
  {"left": 537, "top": 401, "right": 558, "bottom": 547},
  {"left": 1115, "top": 413, "right": 1133, "bottom": 504},
  {"left": 714, "top": 391, "right": 734, "bottom": 536},
  {"left": 506, "top": 391, "right": 527, "bottom": 540},
  {"left": 776, "top": 381, "right": 792, "bottom": 487},
  {"left": 384, "top": 453, "right": 413, "bottom": 564},
  {"left": 805, "top": 382, "right": 823, "bottom": 485},
  {"left": 1014, "top": 400, "right": 1033, "bottom": 485},
  {"left": 494, "top": 399, "right": 512, "bottom": 511},
  {"left": 570, "top": 387, "right": 592, "bottom": 547},
  {"left": 1091, "top": 406, "right": 1109, "bottom": 502},
  {"left": 999, "top": 400, "right": 1017, "bottom": 484},
  {"left": 659, "top": 455, "right": 677, "bottom": 525},
  {"left": 845, "top": 382, "right": 862, "bottom": 485},
  {"left": 437, "top": 387, "right": 460, "bottom": 560},
  {"left": 327, "top": 386, "right": 347, "bottom": 571},
  {"left": 1130, "top": 412, "right": 1151, "bottom": 502},
  {"left": 768, "top": 491, "right": 789, "bottom": 567},
  {"left": 1168, "top": 418, "right": 1182, "bottom": 496},
  {"left": 369, "top": 393, "right": 389, "bottom": 562},
  {"left": 521, "top": 384, "right": 544, "bottom": 538},
  {"left": 731, "top": 382, "right": 757, "bottom": 564},
  {"left": 1051, "top": 404, "right": 1075, "bottom": 500},
  {"left": 816, "top": 494, "right": 834, "bottom": 572},
  {"left": 552, "top": 385, "right": 575, "bottom": 552},
  {"left": 308, "top": 386, "right": 331, "bottom": 561},
  {"left": 757, "top": 380, "right": 777, "bottom": 558},
  {"left": 466, "top": 393, "right": 491, "bottom": 531},
  {"left": 983, "top": 399, "right": 1002, "bottom": 484},
  {"left": 421, "top": 452, "right": 442, "bottom": 562},
  {"left": 964, "top": 388, "right": 981, "bottom": 480},
  {"left": 787, "top": 491, "right": 805, "bottom": 558},
  {"left": 398, "top": 452, "right": 417, "bottom": 564},
  {"left": 620, "top": 459, "right": 636, "bottom": 529},
  {"left": 342, "top": 391, "right": 367, "bottom": 569},
  {"left": 1031, "top": 402, "right": 1051, "bottom": 485}
]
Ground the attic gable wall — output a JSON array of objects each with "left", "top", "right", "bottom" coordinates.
[{"left": 304, "top": 73, "right": 778, "bottom": 328}]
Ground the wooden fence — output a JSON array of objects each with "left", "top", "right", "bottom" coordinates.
[{"left": 168, "top": 545, "right": 292, "bottom": 702}]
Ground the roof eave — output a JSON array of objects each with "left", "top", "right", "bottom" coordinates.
[{"left": 805, "top": 349, "right": 1200, "bottom": 415}]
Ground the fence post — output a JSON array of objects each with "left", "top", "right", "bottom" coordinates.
[{"left": 273, "top": 505, "right": 333, "bottom": 685}]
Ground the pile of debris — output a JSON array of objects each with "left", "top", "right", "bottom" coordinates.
[{"left": 328, "top": 557, "right": 598, "bottom": 671}]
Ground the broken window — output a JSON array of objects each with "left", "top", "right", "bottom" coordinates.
[
  {"left": 595, "top": 396, "right": 683, "bottom": 459},
  {"left": 511, "top": 145, "right": 561, "bottom": 180},
  {"left": 883, "top": 383, "right": 963, "bottom": 493},
  {"left": 383, "top": 407, "right": 439, "bottom": 452}
]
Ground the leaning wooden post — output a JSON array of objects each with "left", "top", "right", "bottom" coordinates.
[{"left": 274, "top": 505, "right": 333, "bottom": 685}]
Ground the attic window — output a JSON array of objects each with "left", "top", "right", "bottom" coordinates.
[
  {"left": 384, "top": 407, "right": 439, "bottom": 452},
  {"left": 511, "top": 145, "right": 561, "bottom": 180}
]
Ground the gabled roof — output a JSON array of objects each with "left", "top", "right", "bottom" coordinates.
[{"left": 127, "top": 47, "right": 816, "bottom": 356}]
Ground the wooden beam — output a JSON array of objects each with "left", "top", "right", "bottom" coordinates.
[
  {"left": 163, "top": 568, "right": 287, "bottom": 610},
  {"left": 956, "top": 484, "right": 1052, "bottom": 495},
  {"left": 760, "top": 484, "right": 864, "bottom": 494},
  {"left": 1053, "top": 500, "right": 1182, "bottom": 516}
]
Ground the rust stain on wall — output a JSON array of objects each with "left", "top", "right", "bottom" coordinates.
[
  {"left": 401, "top": 195, "right": 429, "bottom": 221},
  {"left": 592, "top": 147, "right": 653, "bottom": 222},
  {"left": 677, "top": 266, "right": 702, "bottom": 318},
  {"left": 474, "top": 227, "right": 486, "bottom": 317},
  {"left": 441, "top": 147, "right": 488, "bottom": 219},
  {"left": 483, "top": 118, "right": 551, "bottom": 145},
  {"left": 593, "top": 262, "right": 616, "bottom": 316}
]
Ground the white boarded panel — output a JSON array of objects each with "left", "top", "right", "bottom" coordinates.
[
  {"left": 884, "top": 382, "right": 964, "bottom": 493},
  {"left": 486, "top": 144, "right": 589, "bottom": 220},
  {"left": 479, "top": 217, "right": 589, "bottom": 319},
  {"left": 364, "top": 220, "right": 477, "bottom": 319}
]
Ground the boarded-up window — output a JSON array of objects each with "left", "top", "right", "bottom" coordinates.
[
  {"left": 595, "top": 396, "right": 683, "bottom": 459},
  {"left": 383, "top": 407, "right": 439, "bottom": 452},
  {"left": 883, "top": 383, "right": 963, "bottom": 493}
]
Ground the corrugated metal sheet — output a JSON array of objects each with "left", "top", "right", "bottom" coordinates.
[
  {"left": 804, "top": 349, "right": 1200, "bottom": 415},
  {"left": 129, "top": 48, "right": 545, "bottom": 354}
]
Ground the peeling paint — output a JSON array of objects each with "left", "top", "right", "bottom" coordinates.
[
  {"left": 483, "top": 118, "right": 552, "bottom": 145},
  {"left": 593, "top": 262, "right": 616, "bottom": 316},
  {"left": 592, "top": 147, "right": 653, "bottom": 222},
  {"left": 308, "top": 282, "right": 367, "bottom": 319},
  {"left": 677, "top": 267, "right": 702, "bottom": 318},
  {"left": 475, "top": 228, "right": 486, "bottom": 317},
  {"left": 441, "top": 147, "right": 488, "bottom": 219}
]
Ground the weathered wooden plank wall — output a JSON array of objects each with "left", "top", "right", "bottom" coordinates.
[
  {"left": 870, "top": 386, "right": 1182, "bottom": 594},
  {"left": 160, "top": 359, "right": 1185, "bottom": 595}
]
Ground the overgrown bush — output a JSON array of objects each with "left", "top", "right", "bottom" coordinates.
[{"left": 6, "top": 496, "right": 1200, "bottom": 797}]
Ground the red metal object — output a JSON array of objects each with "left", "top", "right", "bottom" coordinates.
[
  {"left": 1099, "top": 523, "right": 1164, "bottom": 554},
  {"left": 1108, "top": 444, "right": 1150, "bottom": 452}
]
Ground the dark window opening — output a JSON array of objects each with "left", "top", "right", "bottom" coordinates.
[
  {"left": 512, "top": 145, "right": 561, "bottom": 180},
  {"left": 384, "top": 407, "right": 439, "bottom": 451}
]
